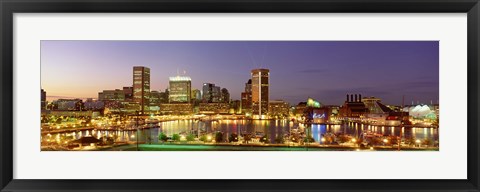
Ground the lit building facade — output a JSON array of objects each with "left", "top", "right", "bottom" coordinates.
[
  {"left": 251, "top": 68, "right": 269, "bottom": 119},
  {"left": 241, "top": 79, "right": 252, "bottom": 115},
  {"left": 230, "top": 100, "right": 242, "bottom": 114},
  {"left": 84, "top": 100, "right": 105, "bottom": 110},
  {"left": 133, "top": 66, "right": 150, "bottom": 114},
  {"left": 190, "top": 89, "right": 202, "bottom": 107},
  {"left": 192, "top": 89, "right": 202, "bottom": 101},
  {"left": 212, "top": 86, "right": 221, "bottom": 102},
  {"left": 221, "top": 88, "right": 230, "bottom": 103},
  {"left": 202, "top": 83, "right": 228, "bottom": 103},
  {"left": 202, "top": 83, "right": 214, "bottom": 103},
  {"left": 312, "top": 108, "right": 332, "bottom": 124},
  {"left": 362, "top": 96, "right": 392, "bottom": 124},
  {"left": 198, "top": 103, "right": 230, "bottom": 114},
  {"left": 339, "top": 94, "right": 368, "bottom": 118},
  {"left": 123, "top": 86, "right": 133, "bottom": 101},
  {"left": 98, "top": 89, "right": 125, "bottom": 101},
  {"left": 41, "top": 110, "right": 98, "bottom": 118},
  {"left": 56, "top": 99, "right": 83, "bottom": 111},
  {"left": 294, "top": 102, "right": 307, "bottom": 117},
  {"left": 41, "top": 89, "right": 46, "bottom": 110},
  {"left": 362, "top": 96, "right": 387, "bottom": 114},
  {"left": 119, "top": 101, "right": 140, "bottom": 113},
  {"left": 159, "top": 103, "right": 193, "bottom": 115},
  {"left": 268, "top": 100, "right": 290, "bottom": 119},
  {"left": 169, "top": 76, "right": 191, "bottom": 103},
  {"left": 150, "top": 90, "right": 161, "bottom": 106},
  {"left": 159, "top": 89, "right": 169, "bottom": 103},
  {"left": 103, "top": 100, "right": 123, "bottom": 110}
]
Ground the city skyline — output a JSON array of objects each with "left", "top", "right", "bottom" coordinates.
[{"left": 41, "top": 41, "right": 439, "bottom": 105}]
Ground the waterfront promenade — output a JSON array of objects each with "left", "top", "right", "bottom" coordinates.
[{"left": 99, "top": 143, "right": 439, "bottom": 151}]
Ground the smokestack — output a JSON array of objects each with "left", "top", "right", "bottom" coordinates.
[
  {"left": 359, "top": 94, "right": 362, "bottom": 102},
  {"left": 347, "top": 94, "right": 349, "bottom": 102},
  {"left": 355, "top": 94, "right": 358, "bottom": 102}
]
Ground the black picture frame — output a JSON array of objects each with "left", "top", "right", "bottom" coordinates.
[{"left": 1, "top": 0, "right": 479, "bottom": 191}]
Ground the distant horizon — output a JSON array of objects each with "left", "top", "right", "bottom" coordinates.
[{"left": 41, "top": 41, "right": 439, "bottom": 106}]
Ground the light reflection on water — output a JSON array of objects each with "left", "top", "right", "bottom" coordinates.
[{"left": 52, "top": 120, "right": 439, "bottom": 144}]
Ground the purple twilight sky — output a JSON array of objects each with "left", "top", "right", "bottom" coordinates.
[{"left": 41, "top": 41, "right": 439, "bottom": 106}]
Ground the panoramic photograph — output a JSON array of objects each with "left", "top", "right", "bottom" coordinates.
[{"left": 40, "top": 41, "right": 439, "bottom": 151}]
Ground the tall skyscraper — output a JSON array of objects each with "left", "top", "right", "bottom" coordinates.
[
  {"left": 212, "top": 86, "right": 221, "bottom": 102},
  {"left": 202, "top": 83, "right": 214, "bottom": 103},
  {"left": 169, "top": 76, "right": 191, "bottom": 103},
  {"left": 133, "top": 66, "right": 150, "bottom": 114},
  {"left": 241, "top": 79, "right": 252, "bottom": 114},
  {"left": 251, "top": 69, "right": 269, "bottom": 119},
  {"left": 221, "top": 88, "right": 230, "bottom": 103}
]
